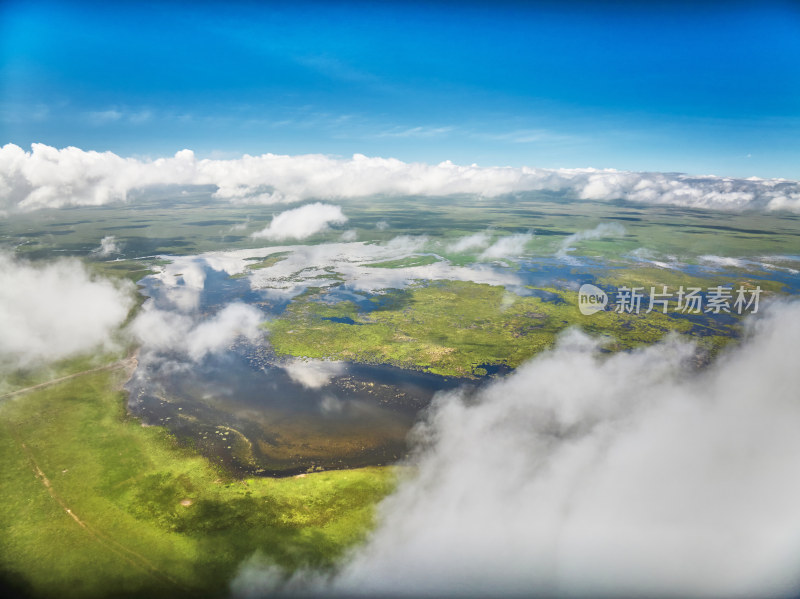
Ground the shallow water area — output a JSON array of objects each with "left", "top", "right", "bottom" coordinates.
[
  {"left": 128, "top": 258, "right": 475, "bottom": 476},
  {"left": 127, "top": 344, "right": 471, "bottom": 476}
]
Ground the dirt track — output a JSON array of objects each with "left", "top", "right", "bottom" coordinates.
[
  {"left": 0, "top": 355, "right": 138, "bottom": 401},
  {"left": 1, "top": 353, "right": 185, "bottom": 590},
  {"left": 11, "top": 433, "right": 182, "bottom": 588}
]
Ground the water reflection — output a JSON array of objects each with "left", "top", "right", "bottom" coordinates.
[
  {"left": 128, "top": 260, "right": 473, "bottom": 476},
  {"left": 128, "top": 344, "right": 469, "bottom": 476}
]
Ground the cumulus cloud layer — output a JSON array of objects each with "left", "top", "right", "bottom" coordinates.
[
  {"left": 2, "top": 143, "right": 799, "bottom": 214},
  {"left": 0, "top": 253, "right": 134, "bottom": 369},
  {"left": 251, "top": 203, "right": 348, "bottom": 240},
  {"left": 235, "top": 302, "right": 800, "bottom": 598}
]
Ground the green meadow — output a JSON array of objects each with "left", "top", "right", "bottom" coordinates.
[
  {"left": 266, "top": 279, "right": 760, "bottom": 378},
  {"left": 3, "top": 191, "right": 799, "bottom": 263},
  {"left": 0, "top": 367, "right": 394, "bottom": 599}
]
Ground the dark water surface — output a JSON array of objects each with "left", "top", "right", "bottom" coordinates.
[
  {"left": 128, "top": 260, "right": 476, "bottom": 476},
  {"left": 127, "top": 344, "right": 472, "bottom": 476}
]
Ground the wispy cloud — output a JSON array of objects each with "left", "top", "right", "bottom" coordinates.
[
  {"left": 446, "top": 231, "right": 491, "bottom": 253},
  {"left": 0, "top": 102, "right": 51, "bottom": 124},
  {"left": 556, "top": 222, "right": 626, "bottom": 261},
  {"left": 86, "top": 109, "right": 123, "bottom": 125},
  {"left": 128, "top": 110, "right": 153, "bottom": 124},
  {"left": 93, "top": 235, "right": 121, "bottom": 257},
  {"left": 375, "top": 125, "right": 455, "bottom": 139},
  {"left": 294, "top": 55, "right": 382, "bottom": 85},
  {"left": 479, "top": 232, "right": 533, "bottom": 261},
  {"left": 479, "top": 127, "right": 583, "bottom": 145},
  {"left": 85, "top": 107, "right": 153, "bottom": 126}
]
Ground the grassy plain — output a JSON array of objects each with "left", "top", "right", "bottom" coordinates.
[
  {"left": 265, "top": 279, "right": 749, "bottom": 378},
  {"left": 3, "top": 190, "right": 799, "bottom": 263},
  {"left": 0, "top": 368, "right": 394, "bottom": 598}
]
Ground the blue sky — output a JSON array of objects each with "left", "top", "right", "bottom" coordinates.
[{"left": 1, "top": 0, "right": 799, "bottom": 178}]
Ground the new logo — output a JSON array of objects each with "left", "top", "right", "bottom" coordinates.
[{"left": 578, "top": 284, "right": 608, "bottom": 315}]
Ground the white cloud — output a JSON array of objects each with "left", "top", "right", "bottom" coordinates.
[
  {"left": 93, "top": 235, "right": 120, "bottom": 257},
  {"left": 251, "top": 203, "right": 348, "bottom": 241},
  {"left": 479, "top": 233, "right": 533, "bottom": 260},
  {"left": 482, "top": 127, "right": 580, "bottom": 145},
  {"left": 86, "top": 109, "right": 122, "bottom": 124},
  {"left": 2, "top": 143, "right": 799, "bottom": 214},
  {"left": 234, "top": 302, "right": 800, "bottom": 598},
  {"left": 0, "top": 253, "right": 134, "bottom": 369},
  {"left": 376, "top": 126, "right": 454, "bottom": 138},
  {"left": 130, "top": 302, "right": 263, "bottom": 361},
  {"left": 447, "top": 231, "right": 491, "bottom": 253},
  {"left": 229, "top": 218, "right": 251, "bottom": 232},
  {"left": 128, "top": 307, "right": 193, "bottom": 355},
  {"left": 281, "top": 358, "right": 346, "bottom": 389},
  {"left": 128, "top": 110, "right": 153, "bottom": 124},
  {"left": 185, "top": 304, "right": 263, "bottom": 361},
  {"left": 557, "top": 222, "right": 626, "bottom": 260}
]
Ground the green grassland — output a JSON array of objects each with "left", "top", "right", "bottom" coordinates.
[
  {"left": 265, "top": 279, "right": 754, "bottom": 378},
  {"left": 3, "top": 190, "right": 799, "bottom": 264},
  {"left": 0, "top": 351, "right": 126, "bottom": 396},
  {"left": 0, "top": 368, "right": 394, "bottom": 599},
  {"left": 338, "top": 194, "right": 800, "bottom": 262},
  {"left": 594, "top": 265, "right": 788, "bottom": 295}
]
